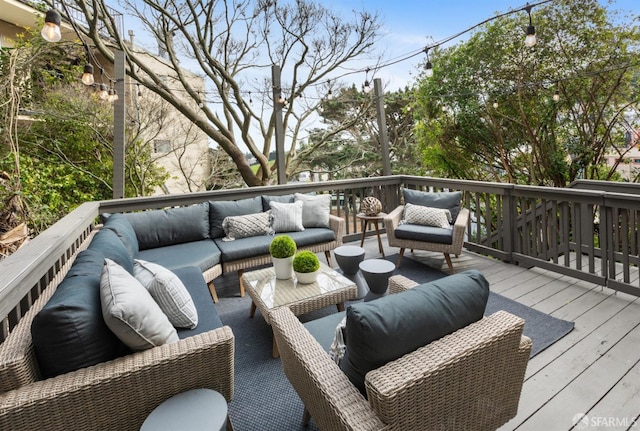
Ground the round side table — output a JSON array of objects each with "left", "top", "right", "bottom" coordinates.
[
  {"left": 357, "top": 213, "right": 387, "bottom": 257},
  {"left": 141, "top": 388, "right": 231, "bottom": 431},
  {"left": 359, "top": 258, "right": 396, "bottom": 301},
  {"left": 334, "top": 245, "right": 368, "bottom": 299}
]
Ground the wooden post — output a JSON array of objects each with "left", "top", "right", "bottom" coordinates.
[
  {"left": 113, "top": 49, "right": 126, "bottom": 199},
  {"left": 374, "top": 78, "right": 391, "bottom": 177},
  {"left": 272, "top": 65, "right": 286, "bottom": 185}
]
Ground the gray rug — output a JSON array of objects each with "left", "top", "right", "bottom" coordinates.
[
  {"left": 387, "top": 254, "right": 575, "bottom": 358},
  {"left": 216, "top": 256, "right": 573, "bottom": 430}
]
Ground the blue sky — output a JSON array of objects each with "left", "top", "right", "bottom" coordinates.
[{"left": 325, "top": 0, "right": 639, "bottom": 90}]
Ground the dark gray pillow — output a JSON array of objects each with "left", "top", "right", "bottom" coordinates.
[
  {"left": 209, "top": 196, "right": 263, "bottom": 238},
  {"left": 125, "top": 203, "right": 210, "bottom": 250},
  {"left": 340, "top": 269, "right": 489, "bottom": 394},
  {"left": 402, "top": 188, "right": 462, "bottom": 222},
  {"left": 102, "top": 213, "right": 139, "bottom": 257},
  {"left": 261, "top": 194, "right": 295, "bottom": 212}
]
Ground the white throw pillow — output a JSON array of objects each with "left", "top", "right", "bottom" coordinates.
[
  {"left": 294, "top": 193, "right": 331, "bottom": 228},
  {"left": 402, "top": 203, "right": 452, "bottom": 229},
  {"left": 133, "top": 259, "right": 198, "bottom": 329},
  {"left": 221, "top": 211, "right": 272, "bottom": 241},
  {"left": 100, "top": 258, "right": 178, "bottom": 351},
  {"left": 269, "top": 200, "right": 305, "bottom": 232}
]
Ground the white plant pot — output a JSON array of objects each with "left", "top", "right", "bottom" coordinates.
[
  {"left": 295, "top": 270, "right": 319, "bottom": 284},
  {"left": 272, "top": 256, "right": 294, "bottom": 280}
]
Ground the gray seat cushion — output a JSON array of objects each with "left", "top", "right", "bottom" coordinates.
[
  {"left": 136, "top": 240, "right": 221, "bottom": 273},
  {"left": 125, "top": 203, "right": 210, "bottom": 250},
  {"left": 394, "top": 223, "right": 453, "bottom": 244},
  {"left": 340, "top": 269, "right": 489, "bottom": 394},
  {"left": 214, "top": 228, "right": 336, "bottom": 262},
  {"left": 209, "top": 197, "right": 263, "bottom": 239},
  {"left": 173, "top": 266, "right": 223, "bottom": 338},
  {"left": 403, "top": 188, "right": 462, "bottom": 221}
]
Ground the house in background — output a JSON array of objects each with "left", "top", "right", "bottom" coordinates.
[{"left": 0, "top": 0, "right": 211, "bottom": 194}]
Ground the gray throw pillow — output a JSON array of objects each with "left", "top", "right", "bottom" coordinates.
[
  {"left": 402, "top": 203, "right": 452, "bottom": 228},
  {"left": 269, "top": 200, "right": 305, "bottom": 232},
  {"left": 222, "top": 212, "right": 272, "bottom": 241},
  {"left": 403, "top": 189, "right": 462, "bottom": 221},
  {"left": 100, "top": 259, "right": 178, "bottom": 351},
  {"left": 340, "top": 269, "right": 489, "bottom": 394},
  {"left": 294, "top": 193, "right": 331, "bottom": 228},
  {"left": 133, "top": 259, "right": 198, "bottom": 329}
]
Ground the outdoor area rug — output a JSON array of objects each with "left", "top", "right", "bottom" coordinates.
[
  {"left": 385, "top": 253, "right": 575, "bottom": 358},
  {"left": 216, "top": 255, "right": 574, "bottom": 430}
]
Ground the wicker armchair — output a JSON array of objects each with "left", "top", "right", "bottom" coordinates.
[
  {"left": 384, "top": 205, "right": 470, "bottom": 273},
  {"left": 270, "top": 274, "right": 531, "bottom": 431}
]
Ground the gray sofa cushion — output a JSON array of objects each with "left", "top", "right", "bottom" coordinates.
[
  {"left": 174, "top": 266, "right": 223, "bottom": 338},
  {"left": 340, "top": 269, "right": 489, "bottom": 394},
  {"left": 136, "top": 240, "right": 222, "bottom": 273},
  {"left": 403, "top": 189, "right": 462, "bottom": 222},
  {"left": 31, "top": 249, "right": 130, "bottom": 379},
  {"left": 261, "top": 194, "right": 295, "bottom": 212},
  {"left": 214, "top": 228, "right": 336, "bottom": 262},
  {"left": 102, "top": 213, "right": 139, "bottom": 257},
  {"left": 124, "top": 203, "right": 210, "bottom": 250},
  {"left": 88, "top": 228, "right": 134, "bottom": 274},
  {"left": 394, "top": 223, "right": 453, "bottom": 244},
  {"left": 209, "top": 197, "right": 263, "bottom": 239}
]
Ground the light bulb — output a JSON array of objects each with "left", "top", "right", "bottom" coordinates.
[
  {"left": 525, "top": 25, "right": 536, "bottom": 47},
  {"left": 493, "top": 100, "right": 499, "bottom": 109},
  {"left": 41, "top": 9, "right": 62, "bottom": 42},
  {"left": 81, "top": 64, "right": 95, "bottom": 86},
  {"left": 553, "top": 90, "right": 560, "bottom": 102},
  {"left": 363, "top": 81, "right": 371, "bottom": 93},
  {"left": 111, "top": 89, "right": 119, "bottom": 102},
  {"left": 425, "top": 61, "right": 434, "bottom": 78},
  {"left": 98, "top": 84, "right": 108, "bottom": 101}
]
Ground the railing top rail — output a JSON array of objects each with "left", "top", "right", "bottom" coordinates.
[{"left": 0, "top": 202, "right": 99, "bottom": 319}]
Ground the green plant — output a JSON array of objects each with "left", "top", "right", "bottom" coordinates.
[
  {"left": 269, "top": 235, "right": 297, "bottom": 258},
  {"left": 293, "top": 251, "right": 320, "bottom": 273}
]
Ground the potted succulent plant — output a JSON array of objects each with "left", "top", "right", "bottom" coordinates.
[
  {"left": 293, "top": 250, "right": 321, "bottom": 284},
  {"left": 269, "top": 235, "right": 297, "bottom": 279}
]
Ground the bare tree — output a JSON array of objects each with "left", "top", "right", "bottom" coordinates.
[{"left": 65, "top": 0, "right": 381, "bottom": 186}]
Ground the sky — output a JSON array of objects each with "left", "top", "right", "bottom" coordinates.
[{"left": 320, "top": 0, "right": 639, "bottom": 91}]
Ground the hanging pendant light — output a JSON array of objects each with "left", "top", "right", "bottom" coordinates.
[
  {"left": 524, "top": 4, "right": 537, "bottom": 47},
  {"left": 41, "top": 9, "right": 62, "bottom": 42},
  {"left": 81, "top": 64, "right": 95, "bottom": 86}
]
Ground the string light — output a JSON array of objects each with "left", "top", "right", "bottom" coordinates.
[
  {"left": 363, "top": 69, "right": 372, "bottom": 93},
  {"left": 81, "top": 64, "right": 95, "bottom": 86},
  {"left": 524, "top": 3, "right": 537, "bottom": 47},
  {"left": 41, "top": 8, "right": 62, "bottom": 42},
  {"left": 493, "top": 100, "right": 499, "bottom": 109},
  {"left": 136, "top": 83, "right": 143, "bottom": 97},
  {"left": 424, "top": 48, "right": 434, "bottom": 78},
  {"left": 97, "top": 83, "right": 109, "bottom": 101},
  {"left": 553, "top": 87, "right": 560, "bottom": 102}
]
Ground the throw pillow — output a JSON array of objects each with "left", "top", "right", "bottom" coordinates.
[
  {"left": 100, "top": 259, "right": 179, "bottom": 351},
  {"left": 269, "top": 200, "right": 305, "bottom": 233},
  {"left": 340, "top": 269, "right": 489, "bottom": 394},
  {"left": 402, "top": 203, "right": 452, "bottom": 228},
  {"left": 133, "top": 259, "right": 199, "bottom": 329},
  {"left": 294, "top": 193, "right": 331, "bottom": 228},
  {"left": 402, "top": 189, "right": 462, "bottom": 222},
  {"left": 221, "top": 212, "right": 272, "bottom": 241}
]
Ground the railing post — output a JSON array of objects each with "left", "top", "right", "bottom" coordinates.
[{"left": 502, "top": 185, "right": 515, "bottom": 263}]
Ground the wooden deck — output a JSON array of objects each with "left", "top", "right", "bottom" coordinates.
[
  {"left": 365, "top": 236, "right": 640, "bottom": 431},
  {"left": 217, "top": 233, "right": 640, "bottom": 430}
]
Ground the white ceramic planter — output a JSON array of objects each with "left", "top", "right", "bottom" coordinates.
[
  {"left": 295, "top": 270, "right": 319, "bottom": 284},
  {"left": 272, "top": 256, "right": 294, "bottom": 280}
]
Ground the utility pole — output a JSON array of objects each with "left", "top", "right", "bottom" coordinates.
[
  {"left": 272, "top": 65, "right": 287, "bottom": 185},
  {"left": 113, "top": 49, "right": 126, "bottom": 199}
]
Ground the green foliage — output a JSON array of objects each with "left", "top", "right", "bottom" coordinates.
[
  {"left": 293, "top": 251, "right": 320, "bottom": 273},
  {"left": 413, "top": 0, "right": 640, "bottom": 186},
  {"left": 269, "top": 235, "right": 297, "bottom": 258}
]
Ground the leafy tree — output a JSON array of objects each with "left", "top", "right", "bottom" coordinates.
[
  {"left": 297, "top": 85, "right": 422, "bottom": 179},
  {"left": 414, "top": 0, "right": 640, "bottom": 186},
  {"left": 66, "top": 0, "right": 382, "bottom": 186}
]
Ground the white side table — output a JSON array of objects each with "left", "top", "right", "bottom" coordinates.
[{"left": 141, "top": 388, "right": 232, "bottom": 431}]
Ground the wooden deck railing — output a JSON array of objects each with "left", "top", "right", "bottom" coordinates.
[{"left": 2, "top": 175, "right": 640, "bottom": 342}]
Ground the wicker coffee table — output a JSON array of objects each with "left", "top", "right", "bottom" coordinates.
[{"left": 243, "top": 262, "right": 357, "bottom": 357}]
